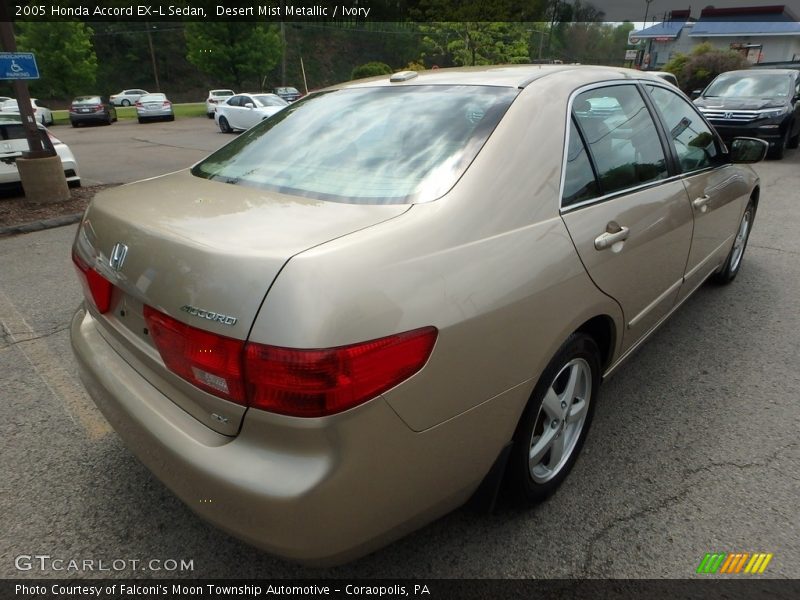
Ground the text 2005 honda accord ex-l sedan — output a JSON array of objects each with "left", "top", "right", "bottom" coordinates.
[{"left": 70, "top": 66, "right": 766, "bottom": 565}]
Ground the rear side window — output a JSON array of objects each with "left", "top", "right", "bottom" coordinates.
[
  {"left": 192, "top": 85, "right": 518, "bottom": 204},
  {"left": 572, "top": 85, "right": 668, "bottom": 196},
  {"left": 646, "top": 85, "right": 720, "bottom": 173}
]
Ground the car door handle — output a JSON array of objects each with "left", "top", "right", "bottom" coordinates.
[
  {"left": 594, "top": 225, "right": 630, "bottom": 251},
  {"left": 693, "top": 195, "right": 711, "bottom": 212}
]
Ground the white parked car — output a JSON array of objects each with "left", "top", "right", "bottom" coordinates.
[
  {"left": 205, "top": 89, "right": 235, "bottom": 118},
  {"left": 0, "top": 98, "right": 54, "bottom": 126},
  {"left": 0, "top": 115, "right": 80, "bottom": 187},
  {"left": 214, "top": 93, "right": 288, "bottom": 133},
  {"left": 110, "top": 89, "right": 149, "bottom": 107}
]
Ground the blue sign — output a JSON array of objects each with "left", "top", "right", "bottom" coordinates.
[{"left": 0, "top": 53, "right": 40, "bottom": 80}]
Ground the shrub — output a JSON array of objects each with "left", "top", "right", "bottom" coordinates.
[
  {"left": 664, "top": 43, "right": 749, "bottom": 93},
  {"left": 351, "top": 62, "right": 393, "bottom": 80}
]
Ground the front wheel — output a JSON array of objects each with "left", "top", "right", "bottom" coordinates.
[
  {"left": 506, "top": 333, "right": 601, "bottom": 504},
  {"left": 712, "top": 201, "right": 755, "bottom": 285}
]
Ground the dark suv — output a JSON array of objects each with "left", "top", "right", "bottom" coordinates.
[{"left": 693, "top": 69, "right": 800, "bottom": 159}]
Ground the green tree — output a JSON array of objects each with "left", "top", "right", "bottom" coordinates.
[
  {"left": 351, "top": 61, "right": 392, "bottom": 80},
  {"left": 185, "top": 23, "right": 281, "bottom": 89},
  {"left": 16, "top": 22, "right": 97, "bottom": 99},
  {"left": 664, "top": 43, "right": 749, "bottom": 93},
  {"left": 420, "top": 22, "right": 530, "bottom": 67}
]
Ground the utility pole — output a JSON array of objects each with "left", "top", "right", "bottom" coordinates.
[
  {"left": 280, "top": 0, "right": 286, "bottom": 86},
  {"left": 146, "top": 23, "right": 160, "bottom": 92}
]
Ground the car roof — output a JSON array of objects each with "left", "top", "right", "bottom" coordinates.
[
  {"left": 718, "top": 69, "right": 798, "bottom": 76},
  {"left": 329, "top": 64, "right": 665, "bottom": 91}
]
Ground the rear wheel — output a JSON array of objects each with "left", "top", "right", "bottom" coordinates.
[
  {"left": 712, "top": 200, "right": 755, "bottom": 285},
  {"left": 218, "top": 116, "right": 232, "bottom": 133},
  {"left": 507, "top": 333, "right": 601, "bottom": 504},
  {"left": 137, "top": 117, "right": 145, "bottom": 124},
  {"left": 121, "top": 99, "right": 131, "bottom": 107}
]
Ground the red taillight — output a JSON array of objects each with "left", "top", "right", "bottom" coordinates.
[
  {"left": 162, "top": 101, "right": 171, "bottom": 108},
  {"left": 208, "top": 99, "right": 217, "bottom": 104},
  {"left": 71, "top": 250, "right": 113, "bottom": 314},
  {"left": 142, "top": 305, "right": 437, "bottom": 417},
  {"left": 135, "top": 101, "right": 142, "bottom": 108},
  {"left": 93, "top": 104, "right": 104, "bottom": 112},
  {"left": 70, "top": 105, "right": 79, "bottom": 111},
  {"left": 245, "top": 327, "right": 437, "bottom": 417},
  {"left": 143, "top": 306, "right": 247, "bottom": 404}
]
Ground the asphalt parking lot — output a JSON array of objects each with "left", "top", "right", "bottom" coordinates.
[{"left": 0, "top": 119, "right": 798, "bottom": 579}]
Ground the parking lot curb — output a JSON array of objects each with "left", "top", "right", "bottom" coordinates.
[{"left": 0, "top": 213, "right": 82, "bottom": 237}]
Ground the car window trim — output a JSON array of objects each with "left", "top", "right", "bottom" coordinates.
[
  {"left": 558, "top": 80, "right": 675, "bottom": 213},
  {"left": 642, "top": 81, "right": 731, "bottom": 177}
]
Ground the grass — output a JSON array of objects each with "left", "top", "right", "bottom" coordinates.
[{"left": 51, "top": 102, "right": 206, "bottom": 126}]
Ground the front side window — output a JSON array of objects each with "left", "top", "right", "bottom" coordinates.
[
  {"left": 192, "top": 85, "right": 518, "bottom": 204},
  {"left": 572, "top": 85, "right": 668, "bottom": 196},
  {"left": 647, "top": 85, "right": 720, "bottom": 173}
]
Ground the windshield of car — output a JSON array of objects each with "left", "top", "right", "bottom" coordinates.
[
  {"left": 253, "top": 94, "right": 287, "bottom": 107},
  {"left": 73, "top": 96, "right": 102, "bottom": 104},
  {"left": 704, "top": 73, "right": 792, "bottom": 98},
  {"left": 192, "top": 85, "right": 518, "bottom": 204}
]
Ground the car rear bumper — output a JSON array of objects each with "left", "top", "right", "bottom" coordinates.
[
  {"left": 70, "top": 112, "right": 110, "bottom": 123},
  {"left": 70, "top": 306, "right": 519, "bottom": 565},
  {"left": 137, "top": 109, "right": 173, "bottom": 119}
]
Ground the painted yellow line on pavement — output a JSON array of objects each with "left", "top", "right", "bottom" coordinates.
[{"left": 0, "top": 290, "right": 111, "bottom": 440}]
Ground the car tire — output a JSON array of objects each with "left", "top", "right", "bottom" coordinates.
[
  {"left": 121, "top": 99, "right": 131, "bottom": 107},
  {"left": 105, "top": 115, "right": 112, "bottom": 125},
  {"left": 167, "top": 115, "right": 175, "bottom": 122},
  {"left": 67, "top": 179, "right": 81, "bottom": 189},
  {"left": 71, "top": 121, "right": 78, "bottom": 128},
  {"left": 506, "top": 332, "right": 601, "bottom": 505},
  {"left": 769, "top": 129, "right": 789, "bottom": 159},
  {"left": 207, "top": 112, "right": 214, "bottom": 119},
  {"left": 712, "top": 200, "right": 755, "bottom": 285},
  {"left": 137, "top": 117, "right": 145, "bottom": 124},
  {"left": 218, "top": 116, "right": 232, "bottom": 133},
  {"left": 788, "top": 124, "right": 799, "bottom": 150}
]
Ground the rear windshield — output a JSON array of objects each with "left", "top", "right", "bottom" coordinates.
[
  {"left": 705, "top": 73, "right": 792, "bottom": 98},
  {"left": 212, "top": 90, "right": 234, "bottom": 96},
  {"left": 191, "top": 85, "right": 518, "bottom": 204},
  {"left": 140, "top": 94, "right": 166, "bottom": 102},
  {"left": 73, "top": 96, "right": 101, "bottom": 104}
]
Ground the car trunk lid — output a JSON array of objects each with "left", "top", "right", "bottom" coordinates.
[{"left": 74, "top": 169, "right": 409, "bottom": 434}]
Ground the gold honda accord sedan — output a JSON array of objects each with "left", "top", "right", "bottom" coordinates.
[{"left": 70, "top": 66, "right": 766, "bottom": 565}]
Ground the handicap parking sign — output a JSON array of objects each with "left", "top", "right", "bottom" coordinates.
[{"left": 0, "top": 53, "right": 40, "bottom": 80}]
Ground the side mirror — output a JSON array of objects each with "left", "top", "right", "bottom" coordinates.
[
  {"left": 730, "top": 137, "right": 768, "bottom": 164},
  {"left": 244, "top": 102, "right": 255, "bottom": 109},
  {"left": 690, "top": 90, "right": 702, "bottom": 100}
]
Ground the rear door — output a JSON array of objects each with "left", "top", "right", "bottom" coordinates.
[
  {"left": 645, "top": 84, "right": 751, "bottom": 300},
  {"left": 560, "top": 83, "right": 694, "bottom": 352}
]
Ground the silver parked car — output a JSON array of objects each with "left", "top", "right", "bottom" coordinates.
[
  {"left": 135, "top": 93, "right": 174, "bottom": 123},
  {"left": 71, "top": 66, "right": 765, "bottom": 565}
]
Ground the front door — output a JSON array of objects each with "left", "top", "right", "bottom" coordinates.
[{"left": 560, "top": 84, "right": 694, "bottom": 352}]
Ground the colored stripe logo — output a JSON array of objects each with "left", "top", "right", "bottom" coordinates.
[{"left": 697, "top": 552, "right": 773, "bottom": 574}]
